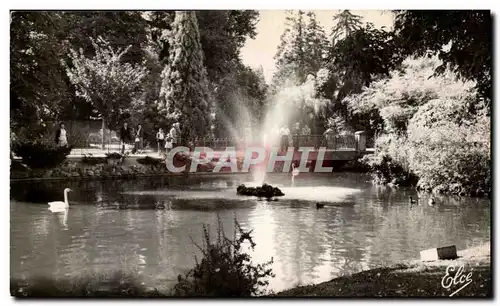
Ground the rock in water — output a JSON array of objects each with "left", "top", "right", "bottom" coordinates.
[{"left": 236, "top": 183, "right": 285, "bottom": 199}]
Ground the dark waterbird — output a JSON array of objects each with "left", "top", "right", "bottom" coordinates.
[
  {"left": 409, "top": 196, "right": 417, "bottom": 205},
  {"left": 316, "top": 203, "right": 325, "bottom": 209}
]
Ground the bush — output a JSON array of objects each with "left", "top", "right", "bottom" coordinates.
[
  {"left": 137, "top": 156, "right": 164, "bottom": 167},
  {"left": 361, "top": 153, "right": 418, "bottom": 186},
  {"left": 173, "top": 217, "right": 275, "bottom": 297},
  {"left": 345, "top": 55, "right": 476, "bottom": 134},
  {"left": 407, "top": 111, "right": 490, "bottom": 196},
  {"left": 105, "top": 152, "right": 124, "bottom": 160},
  {"left": 82, "top": 154, "right": 107, "bottom": 165},
  {"left": 12, "top": 142, "right": 72, "bottom": 169}
]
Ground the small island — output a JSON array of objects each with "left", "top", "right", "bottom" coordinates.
[{"left": 237, "top": 183, "right": 285, "bottom": 199}]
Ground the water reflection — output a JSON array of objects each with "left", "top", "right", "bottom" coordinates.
[{"left": 10, "top": 174, "right": 491, "bottom": 293}]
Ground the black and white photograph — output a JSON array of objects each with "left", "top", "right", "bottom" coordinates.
[{"left": 8, "top": 6, "right": 492, "bottom": 299}]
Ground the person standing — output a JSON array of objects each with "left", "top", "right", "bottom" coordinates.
[
  {"left": 278, "top": 124, "right": 291, "bottom": 152},
  {"left": 119, "top": 122, "right": 132, "bottom": 154},
  {"left": 169, "top": 123, "right": 179, "bottom": 148},
  {"left": 156, "top": 128, "right": 165, "bottom": 153},
  {"left": 165, "top": 131, "right": 173, "bottom": 154},
  {"left": 323, "top": 127, "right": 336, "bottom": 149},
  {"left": 134, "top": 124, "right": 144, "bottom": 154},
  {"left": 301, "top": 124, "right": 311, "bottom": 146},
  {"left": 55, "top": 122, "right": 68, "bottom": 147}
]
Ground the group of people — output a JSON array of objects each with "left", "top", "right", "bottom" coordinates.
[
  {"left": 277, "top": 122, "right": 312, "bottom": 152},
  {"left": 119, "top": 122, "right": 181, "bottom": 155},
  {"left": 53, "top": 119, "right": 337, "bottom": 155}
]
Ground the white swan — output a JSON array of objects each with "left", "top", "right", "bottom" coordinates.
[{"left": 48, "top": 188, "right": 72, "bottom": 212}]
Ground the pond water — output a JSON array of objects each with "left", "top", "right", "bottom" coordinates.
[{"left": 10, "top": 173, "right": 491, "bottom": 293}]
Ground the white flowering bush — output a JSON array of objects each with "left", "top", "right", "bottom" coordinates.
[
  {"left": 345, "top": 55, "right": 476, "bottom": 134},
  {"left": 407, "top": 103, "right": 490, "bottom": 196},
  {"left": 353, "top": 55, "right": 490, "bottom": 196}
]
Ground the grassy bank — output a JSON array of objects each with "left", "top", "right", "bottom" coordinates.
[
  {"left": 11, "top": 244, "right": 490, "bottom": 298},
  {"left": 275, "top": 244, "right": 491, "bottom": 297}
]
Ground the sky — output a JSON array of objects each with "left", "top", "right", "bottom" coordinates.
[{"left": 240, "top": 10, "right": 395, "bottom": 83}]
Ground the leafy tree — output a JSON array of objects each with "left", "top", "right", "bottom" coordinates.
[
  {"left": 63, "top": 37, "right": 147, "bottom": 149},
  {"left": 143, "top": 11, "right": 175, "bottom": 62},
  {"left": 330, "top": 10, "right": 363, "bottom": 44},
  {"left": 393, "top": 10, "right": 492, "bottom": 106},
  {"left": 319, "top": 24, "right": 399, "bottom": 133},
  {"left": 270, "top": 10, "right": 329, "bottom": 128},
  {"left": 352, "top": 54, "right": 490, "bottom": 196},
  {"left": 344, "top": 55, "right": 476, "bottom": 135},
  {"left": 159, "top": 11, "right": 212, "bottom": 143},
  {"left": 304, "top": 12, "right": 329, "bottom": 76},
  {"left": 64, "top": 11, "right": 149, "bottom": 65},
  {"left": 212, "top": 64, "right": 268, "bottom": 138},
  {"left": 195, "top": 10, "right": 260, "bottom": 138},
  {"left": 196, "top": 10, "right": 259, "bottom": 84},
  {"left": 10, "top": 11, "right": 73, "bottom": 138},
  {"left": 272, "top": 10, "right": 308, "bottom": 87}
]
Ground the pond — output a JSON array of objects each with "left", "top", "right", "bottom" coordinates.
[{"left": 10, "top": 173, "right": 491, "bottom": 293}]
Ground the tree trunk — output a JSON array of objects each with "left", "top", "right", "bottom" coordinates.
[{"left": 101, "top": 118, "right": 106, "bottom": 151}]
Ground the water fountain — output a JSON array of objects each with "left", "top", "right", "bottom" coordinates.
[{"left": 212, "top": 74, "right": 327, "bottom": 186}]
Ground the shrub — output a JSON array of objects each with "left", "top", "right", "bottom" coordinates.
[
  {"left": 105, "top": 152, "right": 124, "bottom": 160},
  {"left": 407, "top": 111, "right": 490, "bottom": 196},
  {"left": 345, "top": 55, "right": 476, "bottom": 134},
  {"left": 82, "top": 154, "right": 107, "bottom": 165},
  {"left": 12, "top": 142, "right": 72, "bottom": 169},
  {"left": 137, "top": 156, "right": 164, "bottom": 167},
  {"left": 173, "top": 216, "right": 275, "bottom": 297}
]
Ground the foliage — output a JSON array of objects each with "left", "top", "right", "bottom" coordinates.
[
  {"left": 394, "top": 10, "right": 492, "bottom": 105},
  {"left": 407, "top": 104, "right": 490, "bottom": 196},
  {"left": 137, "top": 156, "right": 164, "bottom": 167},
  {"left": 142, "top": 11, "right": 175, "bottom": 63},
  {"left": 10, "top": 12, "right": 73, "bottom": 136},
  {"left": 81, "top": 154, "right": 107, "bottom": 165},
  {"left": 173, "top": 217, "right": 275, "bottom": 297},
  {"left": 319, "top": 24, "right": 399, "bottom": 135},
  {"left": 269, "top": 11, "right": 330, "bottom": 131},
  {"left": 63, "top": 37, "right": 148, "bottom": 133},
  {"left": 361, "top": 134, "right": 417, "bottom": 186},
  {"left": 105, "top": 152, "right": 125, "bottom": 160},
  {"left": 11, "top": 11, "right": 259, "bottom": 144},
  {"left": 196, "top": 10, "right": 259, "bottom": 84},
  {"left": 272, "top": 11, "right": 329, "bottom": 88},
  {"left": 344, "top": 55, "right": 476, "bottom": 135},
  {"left": 330, "top": 10, "right": 363, "bottom": 44},
  {"left": 354, "top": 55, "right": 490, "bottom": 196},
  {"left": 12, "top": 141, "right": 72, "bottom": 169},
  {"left": 64, "top": 12, "right": 150, "bottom": 65},
  {"left": 159, "top": 11, "right": 212, "bottom": 144},
  {"left": 212, "top": 64, "right": 268, "bottom": 137}
]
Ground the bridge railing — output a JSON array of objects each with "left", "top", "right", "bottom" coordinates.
[{"left": 193, "top": 132, "right": 367, "bottom": 151}]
